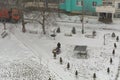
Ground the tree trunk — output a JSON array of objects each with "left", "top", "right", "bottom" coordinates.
[
  {"left": 22, "top": 11, "right": 26, "bottom": 33},
  {"left": 42, "top": 23, "right": 46, "bottom": 34},
  {"left": 3, "top": 22, "right": 6, "bottom": 30},
  {"left": 22, "top": 23, "right": 26, "bottom": 33},
  {"left": 42, "top": 14, "right": 46, "bottom": 34}
]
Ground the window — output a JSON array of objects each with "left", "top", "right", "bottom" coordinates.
[
  {"left": 103, "top": 2, "right": 112, "bottom": 6},
  {"left": 108, "top": 2, "right": 112, "bottom": 5},
  {"left": 118, "top": 3, "right": 120, "bottom": 9},
  {"left": 92, "top": 2, "right": 97, "bottom": 6},
  {"left": 76, "top": 0, "right": 83, "bottom": 6}
]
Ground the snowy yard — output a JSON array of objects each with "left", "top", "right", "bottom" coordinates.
[
  {"left": 0, "top": 15, "right": 120, "bottom": 80},
  {"left": 0, "top": 26, "right": 56, "bottom": 80}
]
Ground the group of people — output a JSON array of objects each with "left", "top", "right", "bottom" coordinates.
[{"left": 52, "top": 42, "right": 61, "bottom": 54}]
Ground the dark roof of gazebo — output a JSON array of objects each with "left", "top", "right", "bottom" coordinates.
[{"left": 74, "top": 45, "right": 87, "bottom": 51}]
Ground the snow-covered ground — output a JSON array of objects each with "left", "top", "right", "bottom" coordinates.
[
  {"left": 0, "top": 24, "right": 56, "bottom": 80},
  {"left": 0, "top": 14, "right": 120, "bottom": 80}
]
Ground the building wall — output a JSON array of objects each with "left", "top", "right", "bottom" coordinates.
[
  {"left": 59, "top": 0, "right": 102, "bottom": 13},
  {"left": 102, "top": 0, "right": 115, "bottom": 6},
  {"left": 101, "top": 0, "right": 120, "bottom": 18},
  {"left": 59, "top": 0, "right": 82, "bottom": 12},
  {"left": 115, "top": 0, "right": 120, "bottom": 17},
  {"left": 71, "top": 0, "right": 82, "bottom": 11}
]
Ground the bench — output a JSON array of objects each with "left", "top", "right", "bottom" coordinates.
[{"left": 1, "top": 31, "right": 8, "bottom": 38}]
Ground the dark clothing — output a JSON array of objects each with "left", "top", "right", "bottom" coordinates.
[{"left": 57, "top": 42, "right": 61, "bottom": 48}]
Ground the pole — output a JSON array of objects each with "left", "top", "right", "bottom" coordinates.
[
  {"left": 104, "top": 34, "right": 105, "bottom": 45},
  {"left": 19, "top": 0, "right": 26, "bottom": 33},
  {"left": 82, "top": 0, "right": 84, "bottom": 34},
  {"left": 45, "top": 0, "right": 48, "bottom": 9},
  {"left": 58, "top": 0, "right": 60, "bottom": 17},
  {"left": 3, "top": 22, "right": 6, "bottom": 30}
]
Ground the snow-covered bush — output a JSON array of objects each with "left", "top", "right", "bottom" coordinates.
[
  {"left": 116, "top": 36, "right": 119, "bottom": 42},
  {"left": 112, "top": 49, "right": 115, "bottom": 56},
  {"left": 92, "top": 30, "right": 96, "bottom": 37},
  {"left": 48, "top": 77, "right": 51, "bottom": 80},
  {"left": 75, "top": 70, "right": 78, "bottom": 77},
  {"left": 110, "top": 58, "right": 112, "bottom": 64},
  {"left": 67, "top": 62, "right": 70, "bottom": 70},
  {"left": 111, "top": 32, "right": 116, "bottom": 38},
  {"left": 60, "top": 57, "right": 63, "bottom": 64},
  {"left": 93, "top": 73, "right": 96, "bottom": 79},
  {"left": 107, "top": 67, "right": 110, "bottom": 74},
  {"left": 56, "top": 27, "right": 61, "bottom": 33},
  {"left": 114, "top": 43, "right": 117, "bottom": 48},
  {"left": 71, "top": 27, "right": 76, "bottom": 34}
]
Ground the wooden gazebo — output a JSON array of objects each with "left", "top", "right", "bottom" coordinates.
[{"left": 74, "top": 45, "right": 88, "bottom": 58}]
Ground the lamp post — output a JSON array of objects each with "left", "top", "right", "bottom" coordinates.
[
  {"left": 43, "top": 0, "right": 47, "bottom": 11},
  {"left": 104, "top": 34, "right": 105, "bottom": 45},
  {"left": 3, "top": 21, "right": 6, "bottom": 30},
  {"left": 81, "top": 0, "right": 84, "bottom": 34},
  {"left": 57, "top": 0, "right": 60, "bottom": 17}
]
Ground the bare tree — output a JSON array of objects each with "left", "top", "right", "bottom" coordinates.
[
  {"left": 16, "top": 0, "right": 26, "bottom": 33},
  {"left": 15, "top": 0, "right": 57, "bottom": 34},
  {"left": 29, "top": 0, "right": 57, "bottom": 34}
]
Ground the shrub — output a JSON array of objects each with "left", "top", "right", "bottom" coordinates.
[
  {"left": 112, "top": 49, "right": 115, "bottom": 56},
  {"left": 92, "top": 31, "right": 96, "bottom": 36},
  {"left": 93, "top": 73, "right": 96, "bottom": 79},
  {"left": 114, "top": 43, "right": 117, "bottom": 48},
  {"left": 67, "top": 62, "right": 70, "bottom": 70},
  {"left": 75, "top": 70, "right": 78, "bottom": 76},
  {"left": 107, "top": 67, "right": 110, "bottom": 74},
  {"left": 56, "top": 27, "right": 61, "bottom": 33},
  {"left": 72, "top": 27, "right": 76, "bottom": 34},
  {"left": 110, "top": 58, "right": 112, "bottom": 64},
  {"left": 111, "top": 32, "right": 116, "bottom": 38},
  {"left": 116, "top": 36, "right": 119, "bottom": 42},
  {"left": 60, "top": 57, "right": 63, "bottom": 64},
  {"left": 48, "top": 77, "right": 51, "bottom": 80}
]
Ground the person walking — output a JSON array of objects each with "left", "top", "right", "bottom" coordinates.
[{"left": 57, "top": 42, "right": 61, "bottom": 49}]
